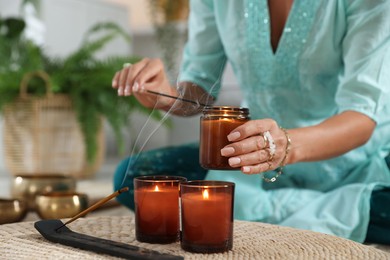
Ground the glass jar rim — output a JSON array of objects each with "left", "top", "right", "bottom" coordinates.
[
  {"left": 203, "top": 106, "right": 249, "bottom": 113},
  {"left": 180, "top": 180, "right": 235, "bottom": 188},
  {"left": 134, "top": 175, "right": 187, "bottom": 183}
]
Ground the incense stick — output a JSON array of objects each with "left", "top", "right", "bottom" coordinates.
[
  {"left": 146, "top": 90, "right": 208, "bottom": 107},
  {"left": 56, "top": 187, "right": 129, "bottom": 231}
]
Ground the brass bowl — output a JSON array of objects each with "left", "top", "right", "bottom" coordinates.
[
  {"left": 0, "top": 198, "right": 27, "bottom": 224},
  {"left": 11, "top": 174, "right": 76, "bottom": 210},
  {"left": 35, "top": 192, "right": 89, "bottom": 219}
]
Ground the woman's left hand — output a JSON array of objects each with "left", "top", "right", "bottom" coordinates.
[{"left": 220, "top": 119, "right": 290, "bottom": 174}]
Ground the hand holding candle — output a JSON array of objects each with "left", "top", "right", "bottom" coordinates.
[{"left": 200, "top": 106, "right": 250, "bottom": 170}]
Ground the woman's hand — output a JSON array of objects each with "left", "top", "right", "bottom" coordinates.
[
  {"left": 220, "top": 119, "right": 290, "bottom": 175},
  {"left": 221, "top": 111, "right": 376, "bottom": 176},
  {"left": 111, "top": 58, "right": 177, "bottom": 109},
  {"left": 111, "top": 58, "right": 215, "bottom": 116}
]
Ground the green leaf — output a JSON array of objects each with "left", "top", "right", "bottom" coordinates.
[{"left": 3, "top": 18, "right": 25, "bottom": 39}]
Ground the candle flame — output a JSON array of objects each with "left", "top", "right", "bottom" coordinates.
[
  {"left": 154, "top": 185, "right": 159, "bottom": 192},
  {"left": 202, "top": 189, "right": 209, "bottom": 199}
]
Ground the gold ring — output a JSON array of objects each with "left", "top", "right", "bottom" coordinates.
[{"left": 262, "top": 133, "right": 269, "bottom": 149}]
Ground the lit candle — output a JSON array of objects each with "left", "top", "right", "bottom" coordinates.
[
  {"left": 180, "top": 181, "right": 235, "bottom": 253},
  {"left": 200, "top": 106, "right": 250, "bottom": 170},
  {"left": 134, "top": 176, "right": 187, "bottom": 244}
]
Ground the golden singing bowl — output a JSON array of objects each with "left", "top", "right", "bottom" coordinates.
[
  {"left": 35, "top": 192, "right": 89, "bottom": 220},
  {"left": 11, "top": 174, "right": 76, "bottom": 210},
  {"left": 0, "top": 198, "right": 28, "bottom": 224}
]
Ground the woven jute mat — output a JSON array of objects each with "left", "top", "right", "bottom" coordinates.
[{"left": 1, "top": 215, "right": 389, "bottom": 260}]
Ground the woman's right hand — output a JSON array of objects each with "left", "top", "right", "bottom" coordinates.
[{"left": 112, "top": 58, "right": 177, "bottom": 109}]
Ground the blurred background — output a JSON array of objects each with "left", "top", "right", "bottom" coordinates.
[{"left": 0, "top": 0, "right": 241, "bottom": 203}]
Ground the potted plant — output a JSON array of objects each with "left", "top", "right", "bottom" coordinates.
[{"left": 0, "top": 15, "right": 164, "bottom": 178}]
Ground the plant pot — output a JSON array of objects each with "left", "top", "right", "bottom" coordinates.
[{"left": 2, "top": 71, "right": 105, "bottom": 179}]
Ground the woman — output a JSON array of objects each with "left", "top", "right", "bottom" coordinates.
[{"left": 112, "top": 0, "right": 390, "bottom": 243}]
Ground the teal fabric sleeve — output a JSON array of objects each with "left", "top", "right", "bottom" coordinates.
[
  {"left": 179, "top": 0, "right": 227, "bottom": 98},
  {"left": 336, "top": 0, "right": 390, "bottom": 121}
]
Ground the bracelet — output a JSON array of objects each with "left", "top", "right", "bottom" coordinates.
[
  {"left": 261, "top": 127, "right": 292, "bottom": 183},
  {"left": 279, "top": 127, "right": 292, "bottom": 166}
]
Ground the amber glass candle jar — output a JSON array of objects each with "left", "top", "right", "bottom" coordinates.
[
  {"left": 180, "top": 180, "right": 235, "bottom": 253},
  {"left": 200, "top": 106, "right": 250, "bottom": 170},
  {"left": 134, "top": 176, "right": 187, "bottom": 244}
]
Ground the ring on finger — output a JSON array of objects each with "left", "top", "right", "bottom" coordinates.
[
  {"left": 262, "top": 133, "right": 269, "bottom": 149},
  {"left": 123, "top": 63, "right": 132, "bottom": 68},
  {"left": 263, "top": 131, "right": 276, "bottom": 158}
]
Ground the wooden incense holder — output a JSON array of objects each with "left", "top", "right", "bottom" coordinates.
[{"left": 34, "top": 219, "right": 183, "bottom": 260}]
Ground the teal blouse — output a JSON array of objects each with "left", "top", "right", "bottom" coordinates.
[{"left": 179, "top": 0, "right": 390, "bottom": 242}]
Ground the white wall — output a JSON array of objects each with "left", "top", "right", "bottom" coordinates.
[
  {"left": 41, "top": 0, "right": 131, "bottom": 58},
  {"left": 105, "top": 0, "right": 151, "bottom": 32}
]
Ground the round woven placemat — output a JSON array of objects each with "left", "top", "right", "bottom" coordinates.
[{"left": 0, "top": 215, "right": 389, "bottom": 259}]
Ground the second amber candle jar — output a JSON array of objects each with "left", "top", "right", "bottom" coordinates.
[
  {"left": 134, "top": 176, "right": 187, "bottom": 243},
  {"left": 200, "top": 106, "right": 250, "bottom": 170},
  {"left": 180, "top": 180, "right": 235, "bottom": 253}
]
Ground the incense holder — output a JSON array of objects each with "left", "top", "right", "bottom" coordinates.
[{"left": 34, "top": 219, "right": 184, "bottom": 259}]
